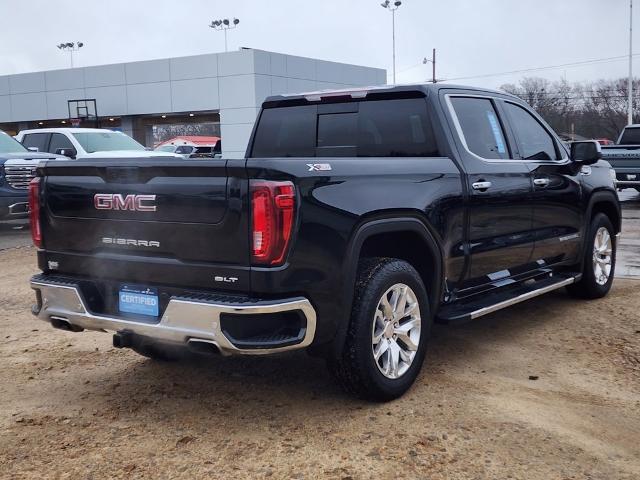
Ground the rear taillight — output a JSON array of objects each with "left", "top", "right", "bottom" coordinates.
[
  {"left": 251, "top": 180, "right": 295, "bottom": 265},
  {"left": 28, "top": 177, "right": 42, "bottom": 248}
]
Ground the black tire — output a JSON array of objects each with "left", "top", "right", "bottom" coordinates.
[
  {"left": 328, "top": 258, "right": 431, "bottom": 402},
  {"left": 566, "top": 213, "right": 616, "bottom": 299},
  {"left": 129, "top": 336, "right": 189, "bottom": 362}
]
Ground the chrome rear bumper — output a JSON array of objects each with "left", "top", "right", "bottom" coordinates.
[{"left": 30, "top": 277, "right": 316, "bottom": 356}]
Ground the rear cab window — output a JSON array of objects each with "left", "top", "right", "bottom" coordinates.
[
  {"left": 250, "top": 97, "right": 439, "bottom": 158},
  {"left": 619, "top": 127, "right": 640, "bottom": 145}
]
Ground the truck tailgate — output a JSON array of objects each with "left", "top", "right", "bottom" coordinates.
[{"left": 39, "top": 158, "right": 250, "bottom": 292}]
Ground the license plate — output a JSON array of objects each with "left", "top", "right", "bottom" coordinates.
[
  {"left": 627, "top": 174, "right": 638, "bottom": 180},
  {"left": 119, "top": 285, "right": 159, "bottom": 317}
]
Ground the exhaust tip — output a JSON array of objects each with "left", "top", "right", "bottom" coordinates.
[
  {"left": 50, "top": 316, "right": 83, "bottom": 332},
  {"left": 187, "top": 339, "right": 221, "bottom": 356}
]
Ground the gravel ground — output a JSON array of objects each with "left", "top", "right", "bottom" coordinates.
[{"left": 0, "top": 246, "right": 638, "bottom": 479}]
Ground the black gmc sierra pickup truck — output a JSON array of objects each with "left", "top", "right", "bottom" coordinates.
[{"left": 29, "top": 84, "right": 621, "bottom": 401}]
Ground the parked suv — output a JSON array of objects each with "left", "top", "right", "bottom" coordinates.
[
  {"left": 29, "top": 84, "right": 620, "bottom": 401},
  {"left": 0, "top": 131, "right": 60, "bottom": 220},
  {"left": 15, "top": 128, "right": 178, "bottom": 159}
]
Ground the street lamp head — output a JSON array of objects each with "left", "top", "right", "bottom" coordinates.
[
  {"left": 394, "top": 0, "right": 402, "bottom": 6},
  {"left": 77, "top": 42, "right": 84, "bottom": 48},
  {"left": 381, "top": 0, "right": 390, "bottom": 7},
  {"left": 66, "top": 42, "right": 74, "bottom": 48},
  {"left": 57, "top": 44, "right": 64, "bottom": 49},
  {"left": 233, "top": 18, "right": 240, "bottom": 25},
  {"left": 223, "top": 18, "right": 229, "bottom": 26}
]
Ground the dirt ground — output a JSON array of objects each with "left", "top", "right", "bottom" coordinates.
[{"left": 0, "top": 246, "right": 639, "bottom": 480}]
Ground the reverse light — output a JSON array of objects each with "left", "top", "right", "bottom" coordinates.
[
  {"left": 251, "top": 180, "right": 295, "bottom": 265},
  {"left": 28, "top": 177, "right": 42, "bottom": 248}
]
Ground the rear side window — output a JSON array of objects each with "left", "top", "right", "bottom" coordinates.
[
  {"left": 504, "top": 102, "right": 559, "bottom": 161},
  {"left": 21, "top": 133, "right": 49, "bottom": 153},
  {"left": 358, "top": 99, "right": 438, "bottom": 157},
  {"left": 450, "top": 97, "right": 509, "bottom": 160},
  {"left": 250, "top": 98, "right": 439, "bottom": 158}
]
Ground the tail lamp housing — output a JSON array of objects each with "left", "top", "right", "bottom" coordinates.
[
  {"left": 251, "top": 180, "right": 296, "bottom": 266},
  {"left": 28, "top": 177, "right": 42, "bottom": 248}
]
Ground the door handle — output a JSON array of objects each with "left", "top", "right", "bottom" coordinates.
[
  {"left": 472, "top": 181, "right": 492, "bottom": 191},
  {"left": 533, "top": 178, "right": 550, "bottom": 187}
]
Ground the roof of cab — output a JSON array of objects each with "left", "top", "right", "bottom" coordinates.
[
  {"left": 18, "top": 127, "right": 117, "bottom": 135},
  {"left": 262, "top": 83, "right": 520, "bottom": 107}
]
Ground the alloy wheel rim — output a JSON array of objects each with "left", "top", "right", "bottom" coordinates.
[
  {"left": 371, "top": 283, "right": 422, "bottom": 380},
  {"left": 592, "top": 226, "right": 613, "bottom": 286}
]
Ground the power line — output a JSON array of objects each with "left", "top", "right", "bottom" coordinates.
[{"left": 441, "top": 54, "right": 640, "bottom": 82}]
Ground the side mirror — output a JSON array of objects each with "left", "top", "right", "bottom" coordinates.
[
  {"left": 55, "top": 148, "right": 77, "bottom": 158},
  {"left": 27, "top": 146, "right": 39, "bottom": 152},
  {"left": 571, "top": 140, "right": 602, "bottom": 165}
]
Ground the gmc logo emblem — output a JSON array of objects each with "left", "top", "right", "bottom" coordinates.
[{"left": 94, "top": 194, "right": 157, "bottom": 212}]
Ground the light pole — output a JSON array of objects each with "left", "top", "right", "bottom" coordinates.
[
  {"left": 629, "top": 0, "right": 634, "bottom": 125},
  {"left": 209, "top": 18, "right": 240, "bottom": 53},
  {"left": 56, "top": 42, "right": 84, "bottom": 68},
  {"left": 423, "top": 49, "right": 437, "bottom": 83},
  {"left": 380, "top": 1, "right": 402, "bottom": 84}
]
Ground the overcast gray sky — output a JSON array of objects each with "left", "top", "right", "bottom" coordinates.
[{"left": 0, "top": 0, "right": 635, "bottom": 89}]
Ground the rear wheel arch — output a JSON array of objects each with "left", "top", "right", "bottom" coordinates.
[{"left": 330, "top": 216, "right": 444, "bottom": 358}]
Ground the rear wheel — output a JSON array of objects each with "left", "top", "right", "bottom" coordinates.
[
  {"left": 567, "top": 213, "right": 616, "bottom": 299},
  {"left": 328, "top": 258, "right": 431, "bottom": 401}
]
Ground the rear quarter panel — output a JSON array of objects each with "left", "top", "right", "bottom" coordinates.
[{"left": 246, "top": 156, "right": 465, "bottom": 346}]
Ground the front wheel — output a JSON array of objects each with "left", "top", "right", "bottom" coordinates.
[
  {"left": 567, "top": 213, "right": 616, "bottom": 299},
  {"left": 328, "top": 258, "right": 431, "bottom": 401}
]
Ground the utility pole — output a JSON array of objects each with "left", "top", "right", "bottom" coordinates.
[
  {"left": 381, "top": 1, "right": 402, "bottom": 84},
  {"left": 423, "top": 49, "right": 437, "bottom": 83},
  {"left": 629, "top": 0, "right": 634, "bottom": 125}
]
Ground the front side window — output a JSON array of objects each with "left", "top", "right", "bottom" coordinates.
[
  {"left": 504, "top": 102, "right": 559, "bottom": 161},
  {"left": 450, "top": 97, "right": 509, "bottom": 160},
  {"left": 72, "top": 131, "right": 145, "bottom": 153}
]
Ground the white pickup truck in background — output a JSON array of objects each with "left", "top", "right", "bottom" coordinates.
[{"left": 15, "top": 128, "right": 178, "bottom": 160}]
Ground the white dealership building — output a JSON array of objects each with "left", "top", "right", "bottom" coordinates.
[{"left": 0, "top": 49, "right": 386, "bottom": 157}]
